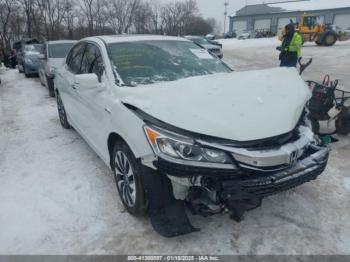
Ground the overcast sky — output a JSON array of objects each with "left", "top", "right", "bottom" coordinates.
[{"left": 164, "top": 0, "right": 290, "bottom": 32}]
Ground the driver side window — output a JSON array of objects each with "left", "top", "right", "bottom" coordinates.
[
  {"left": 66, "top": 43, "right": 86, "bottom": 74},
  {"left": 80, "top": 43, "right": 103, "bottom": 77}
]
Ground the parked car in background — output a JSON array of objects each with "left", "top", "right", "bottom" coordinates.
[
  {"left": 184, "top": 36, "right": 223, "bottom": 58},
  {"left": 54, "top": 35, "right": 329, "bottom": 237},
  {"left": 17, "top": 44, "right": 44, "bottom": 77},
  {"left": 254, "top": 29, "right": 276, "bottom": 38},
  {"left": 224, "top": 31, "right": 237, "bottom": 39},
  {"left": 13, "top": 38, "right": 41, "bottom": 66},
  {"left": 238, "top": 30, "right": 251, "bottom": 40},
  {"left": 39, "top": 40, "right": 77, "bottom": 97},
  {"left": 205, "top": 34, "right": 215, "bottom": 40}
]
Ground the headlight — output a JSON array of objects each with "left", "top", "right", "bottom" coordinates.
[{"left": 144, "top": 125, "right": 233, "bottom": 165}]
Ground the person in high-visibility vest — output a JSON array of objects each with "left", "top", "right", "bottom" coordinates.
[{"left": 278, "top": 23, "right": 302, "bottom": 67}]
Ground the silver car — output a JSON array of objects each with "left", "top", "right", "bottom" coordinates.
[
  {"left": 39, "top": 40, "right": 77, "bottom": 97},
  {"left": 185, "top": 36, "right": 223, "bottom": 58}
]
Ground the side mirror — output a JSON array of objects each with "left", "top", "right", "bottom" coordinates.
[{"left": 74, "top": 74, "right": 100, "bottom": 90}]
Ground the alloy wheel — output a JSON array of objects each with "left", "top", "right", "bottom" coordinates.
[{"left": 114, "top": 151, "right": 136, "bottom": 207}]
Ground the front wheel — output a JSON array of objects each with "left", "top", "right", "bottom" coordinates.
[
  {"left": 322, "top": 32, "right": 337, "bottom": 46},
  {"left": 24, "top": 66, "right": 30, "bottom": 78},
  {"left": 112, "top": 140, "right": 148, "bottom": 216},
  {"left": 46, "top": 76, "right": 55, "bottom": 97},
  {"left": 56, "top": 92, "right": 71, "bottom": 129},
  {"left": 335, "top": 107, "right": 350, "bottom": 135}
]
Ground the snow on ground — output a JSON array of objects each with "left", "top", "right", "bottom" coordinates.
[
  {"left": 1, "top": 39, "right": 350, "bottom": 255},
  {"left": 219, "top": 37, "right": 280, "bottom": 51}
]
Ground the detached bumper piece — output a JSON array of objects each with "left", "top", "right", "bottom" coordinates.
[
  {"left": 142, "top": 167, "right": 198, "bottom": 238},
  {"left": 148, "top": 200, "right": 198, "bottom": 238}
]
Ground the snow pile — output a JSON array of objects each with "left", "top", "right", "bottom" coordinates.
[{"left": 268, "top": 0, "right": 350, "bottom": 12}]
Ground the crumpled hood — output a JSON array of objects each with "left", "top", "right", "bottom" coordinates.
[{"left": 120, "top": 67, "right": 311, "bottom": 142}]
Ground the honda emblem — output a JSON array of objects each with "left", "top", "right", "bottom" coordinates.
[{"left": 289, "top": 151, "right": 298, "bottom": 166}]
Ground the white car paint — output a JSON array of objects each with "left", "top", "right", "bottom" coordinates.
[
  {"left": 39, "top": 40, "right": 77, "bottom": 88},
  {"left": 238, "top": 31, "right": 251, "bottom": 40},
  {"left": 120, "top": 67, "right": 310, "bottom": 142},
  {"left": 55, "top": 35, "right": 311, "bottom": 169}
]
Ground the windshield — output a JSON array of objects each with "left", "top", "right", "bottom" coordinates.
[
  {"left": 24, "top": 44, "right": 43, "bottom": 53},
  {"left": 48, "top": 43, "right": 75, "bottom": 58},
  {"left": 108, "top": 40, "right": 231, "bottom": 86}
]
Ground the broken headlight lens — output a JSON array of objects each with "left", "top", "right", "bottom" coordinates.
[{"left": 144, "top": 125, "right": 232, "bottom": 164}]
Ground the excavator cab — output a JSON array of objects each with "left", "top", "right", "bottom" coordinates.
[{"left": 300, "top": 15, "right": 319, "bottom": 32}]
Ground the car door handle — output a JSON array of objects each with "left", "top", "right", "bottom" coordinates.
[
  {"left": 104, "top": 108, "right": 111, "bottom": 114},
  {"left": 71, "top": 83, "right": 79, "bottom": 90}
]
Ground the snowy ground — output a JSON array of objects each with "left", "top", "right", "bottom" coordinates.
[{"left": 1, "top": 38, "right": 350, "bottom": 255}]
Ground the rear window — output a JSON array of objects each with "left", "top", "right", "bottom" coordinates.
[{"left": 48, "top": 43, "right": 75, "bottom": 58}]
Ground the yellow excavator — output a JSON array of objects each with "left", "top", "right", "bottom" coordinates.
[{"left": 279, "top": 13, "right": 350, "bottom": 46}]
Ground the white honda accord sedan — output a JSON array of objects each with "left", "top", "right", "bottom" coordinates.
[{"left": 54, "top": 35, "right": 329, "bottom": 237}]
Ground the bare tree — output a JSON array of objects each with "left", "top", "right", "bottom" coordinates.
[
  {"left": 134, "top": 1, "right": 153, "bottom": 34},
  {"left": 107, "top": 0, "right": 140, "bottom": 34},
  {"left": 1, "top": 0, "right": 214, "bottom": 45},
  {"left": 62, "top": 0, "right": 75, "bottom": 39},
  {"left": 39, "top": 0, "right": 66, "bottom": 40},
  {"left": 94, "top": 0, "right": 110, "bottom": 35},
  {"left": 0, "top": 0, "right": 17, "bottom": 47},
  {"left": 149, "top": 0, "right": 162, "bottom": 34},
  {"left": 18, "top": 0, "right": 36, "bottom": 38},
  {"left": 80, "top": 0, "right": 95, "bottom": 35}
]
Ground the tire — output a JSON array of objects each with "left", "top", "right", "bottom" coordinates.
[
  {"left": 39, "top": 73, "right": 45, "bottom": 86},
  {"left": 56, "top": 92, "right": 71, "bottom": 129},
  {"left": 24, "top": 66, "right": 30, "bottom": 78},
  {"left": 40, "top": 78, "right": 45, "bottom": 86},
  {"left": 112, "top": 140, "right": 148, "bottom": 216},
  {"left": 322, "top": 32, "right": 337, "bottom": 46},
  {"left": 46, "top": 76, "right": 55, "bottom": 97},
  {"left": 335, "top": 107, "right": 350, "bottom": 135}
]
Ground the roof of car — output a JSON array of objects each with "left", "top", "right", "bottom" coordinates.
[
  {"left": 46, "top": 40, "right": 77, "bottom": 45},
  {"left": 83, "top": 34, "right": 190, "bottom": 44}
]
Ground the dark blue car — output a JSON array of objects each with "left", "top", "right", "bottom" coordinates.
[{"left": 17, "top": 44, "right": 44, "bottom": 77}]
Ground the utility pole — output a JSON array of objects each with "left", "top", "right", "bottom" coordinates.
[{"left": 224, "top": 1, "right": 229, "bottom": 34}]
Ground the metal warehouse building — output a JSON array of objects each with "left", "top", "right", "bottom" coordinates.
[{"left": 229, "top": 0, "right": 350, "bottom": 35}]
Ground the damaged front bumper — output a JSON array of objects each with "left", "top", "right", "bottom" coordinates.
[
  {"left": 142, "top": 124, "right": 330, "bottom": 237},
  {"left": 150, "top": 141, "right": 329, "bottom": 237}
]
